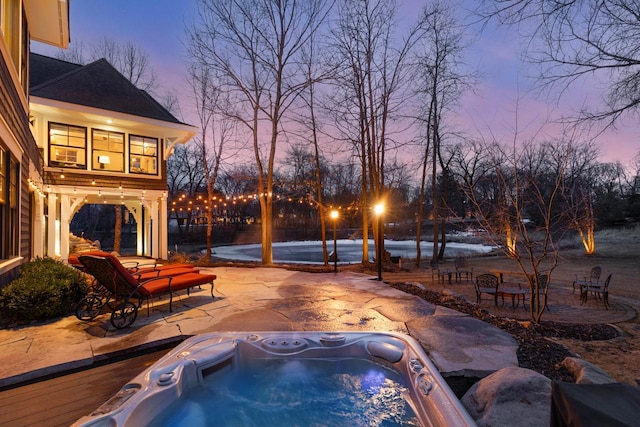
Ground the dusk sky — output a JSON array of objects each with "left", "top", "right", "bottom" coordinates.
[{"left": 32, "top": 0, "right": 639, "bottom": 168}]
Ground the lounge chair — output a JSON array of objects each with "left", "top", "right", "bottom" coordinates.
[
  {"left": 474, "top": 273, "right": 499, "bottom": 305},
  {"left": 76, "top": 254, "right": 216, "bottom": 329}
]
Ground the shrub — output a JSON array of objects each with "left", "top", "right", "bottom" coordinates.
[{"left": 0, "top": 257, "right": 89, "bottom": 322}]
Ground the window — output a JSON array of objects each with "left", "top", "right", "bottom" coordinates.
[
  {"left": 129, "top": 135, "right": 158, "bottom": 175},
  {"left": 92, "top": 129, "right": 124, "bottom": 172},
  {"left": 0, "top": 146, "right": 19, "bottom": 259},
  {"left": 0, "top": 148, "right": 5, "bottom": 205},
  {"left": 1, "top": 0, "right": 21, "bottom": 71},
  {"left": 9, "top": 157, "right": 18, "bottom": 256},
  {"left": 49, "top": 123, "right": 87, "bottom": 168}
]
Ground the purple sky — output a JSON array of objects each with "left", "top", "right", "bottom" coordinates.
[{"left": 32, "top": 0, "right": 639, "bottom": 168}]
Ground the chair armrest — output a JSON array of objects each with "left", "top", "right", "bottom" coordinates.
[
  {"left": 136, "top": 276, "right": 174, "bottom": 294},
  {"left": 121, "top": 261, "right": 139, "bottom": 270}
]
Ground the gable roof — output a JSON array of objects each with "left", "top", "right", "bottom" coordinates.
[
  {"left": 29, "top": 53, "right": 185, "bottom": 125},
  {"left": 30, "top": 53, "right": 81, "bottom": 87}
]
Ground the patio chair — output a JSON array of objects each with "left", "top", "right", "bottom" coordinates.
[
  {"left": 76, "top": 254, "right": 216, "bottom": 329},
  {"left": 474, "top": 273, "right": 499, "bottom": 305},
  {"left": 572, "top": 266, "right": 601, "bottom": 294},
  {"left": 580, "top": 273, "right": 612, "bottom": 309},
  {"left": 531, "top": 273, "right": 550, "bottom": 311},
  {"left": 429, "top": 259, "right": 441, "bottom": 282},
  {"left": 454, "top": 258, "right": 473, "bottom": 282}
]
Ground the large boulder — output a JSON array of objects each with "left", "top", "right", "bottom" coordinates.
[
  {"left": 408, "top": 315, "right": 519, "bottom": 379},
  {"left": 560, "top": 357, "right": 616, "bottom": 384},
  {"left": 461, "top": 367, "right": 552, "bottom": 427}
]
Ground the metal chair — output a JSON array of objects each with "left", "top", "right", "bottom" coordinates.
[
  {"left": 573, "top": 266, "right": 601, "bottom": 294},
  {"left": 474, "top": 273, "right": 499, "bottom": 305},
  {"left": 581, "top": 273, "right": 612, "bottom": 309},
  {"left": 454, "top": 258, "right": 474, "bottom": 282}
]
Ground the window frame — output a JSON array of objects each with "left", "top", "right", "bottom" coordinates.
[
  {"left": 0, "top": 145, "right": 19, "bottom": 260},
  {"left": 91, "top": 128, "right": 125, "bottom": 172},
  {"left": 129, "top": 134, "right": 158, "bottom": 175},
  {"left": 48, "top": 122, "right": 87, "bottom": 169}
]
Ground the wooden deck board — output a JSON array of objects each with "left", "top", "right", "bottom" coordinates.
[{"left": 0, "top": 350, "right": 166, "bottom": 427}]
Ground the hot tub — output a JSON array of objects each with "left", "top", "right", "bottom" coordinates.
[{"left": 73, "top": 332, "right": 476, "bottom": 426}]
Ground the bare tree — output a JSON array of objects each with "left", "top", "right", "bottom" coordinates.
[
  {"left": 461, "top": 135, "right": 570, "bottom": 322},
  {"left": 293, "top": 33, "right": 334, "bottom": 265},
  {"left": 559, "top": 140, "right": 600, "bottom": 255},
  {"left": 188, "top": 64, "right": 234, "bottom": 261},
  {"left": 54, "top": 37, "right": 161, "bottom": 97},
  {"left": 330, "top": 0, "right": 422, "bottom": 264},
  {"left": 187, "top": 0, "right": 333, "bottom": 264},
  {"left": 55, "top": 41, "right": 87, "bottom": 64},
  {"left": 477, "top": 0, "right": 640, "bottom": 127},
  {"left": 91, "top": 37, "right": 158, "bottom": 93},
  {"left": 413, "top": 1, "right": 473, "bottom": 265},
  {"left": 166, "top": 145, "right": 206, "bottom": 238}
]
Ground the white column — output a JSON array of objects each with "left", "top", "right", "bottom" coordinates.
[
  {"left": 131, "top": 203, "right": 143, "bottom": 256},
  {"left": 32, "top": 194, "right": 45, "bottom": 258},
  {"left": 47, "top": 192, "right": 58, "bottom": 258},
  {"left": 148, "top": 200, "right": 158, "bottom": 259},
  {"left": 59, "top": 193, "right": 71, "bottom": 261},
  {"left": 159, "top": 196, "right": 168, "bottom": 259}
]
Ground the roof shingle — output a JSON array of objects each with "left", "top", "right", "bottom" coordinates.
[{"left": 30, "top": 52, "right": 184, "bottom": 124}]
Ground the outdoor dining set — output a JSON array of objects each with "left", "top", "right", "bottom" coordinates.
[
  {"left": 573, "top": 266, "right": 612, "bottom": 309},
  {"left": 431, "top": 259, "right": 613, "bottom": 310}
]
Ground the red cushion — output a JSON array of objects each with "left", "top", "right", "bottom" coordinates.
[
  {"left": 135, "top": 267, "right": 199, "bottom": 281},
  {"left": 140, "top": 273, "right": 216, "bottom": 295},
  {"left": 69, "top": 251, "right": 112, "bottom": 266}
]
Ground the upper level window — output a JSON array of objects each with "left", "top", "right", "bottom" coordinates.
[
  {"left": 1, "top": 0, "right": 28, "bottom": 94},
  {"left": 129, "top": 135, "right": 158, "bottom": 175},
  {"left": 49, "top": 123, "right": 87, "bottom": 169},
  {"left": 92, "top": 129, "right": 124, "bottom": 172}
]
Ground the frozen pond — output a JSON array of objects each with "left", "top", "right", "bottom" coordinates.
[{"left": 210, "top": 239, "right": 496, "bottom": 265}]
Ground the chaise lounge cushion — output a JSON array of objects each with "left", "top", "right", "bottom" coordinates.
[
  {"left": 68, "top": 251, "right": 112, "bottom": 267},
  {"left": 134, "top": 267, "right": 199, "bottom": 281},
  {"left": 138, "top": 272, "right": 217, "bottom": 296}
]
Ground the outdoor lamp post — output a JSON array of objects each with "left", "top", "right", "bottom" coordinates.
[
  {"left": 330, "top": 209, "right": 339, "bottom": 273},
  {"left": 374, "top": 203, "right": 384, "bottom": 281}
]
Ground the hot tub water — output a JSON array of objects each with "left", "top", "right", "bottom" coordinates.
[{"left": 148, "top": 358, "right": 419, "bottom": 426}]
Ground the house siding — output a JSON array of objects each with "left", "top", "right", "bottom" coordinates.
[{"left": 0, "top": 37, "right": 38, "bottom": 286}]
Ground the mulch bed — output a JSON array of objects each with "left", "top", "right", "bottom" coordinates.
[{"left": 390, "top": 282, "right": 620, "bottom": 383}]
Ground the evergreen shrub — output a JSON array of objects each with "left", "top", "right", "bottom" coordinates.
[{"left": 0, "top": 257, "right": 89, "bottom": 322}]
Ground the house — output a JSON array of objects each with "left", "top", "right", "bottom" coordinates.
[
  {"left": 0, "top": 0, "right": 70, "bottom": 286},
  {"left": 29, "top": 53, "right": 196, "bottom": 264}
]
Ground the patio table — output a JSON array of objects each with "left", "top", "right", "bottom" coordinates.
[{"left": 497, "top": 282, "right": 527, "bottom": 309}]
